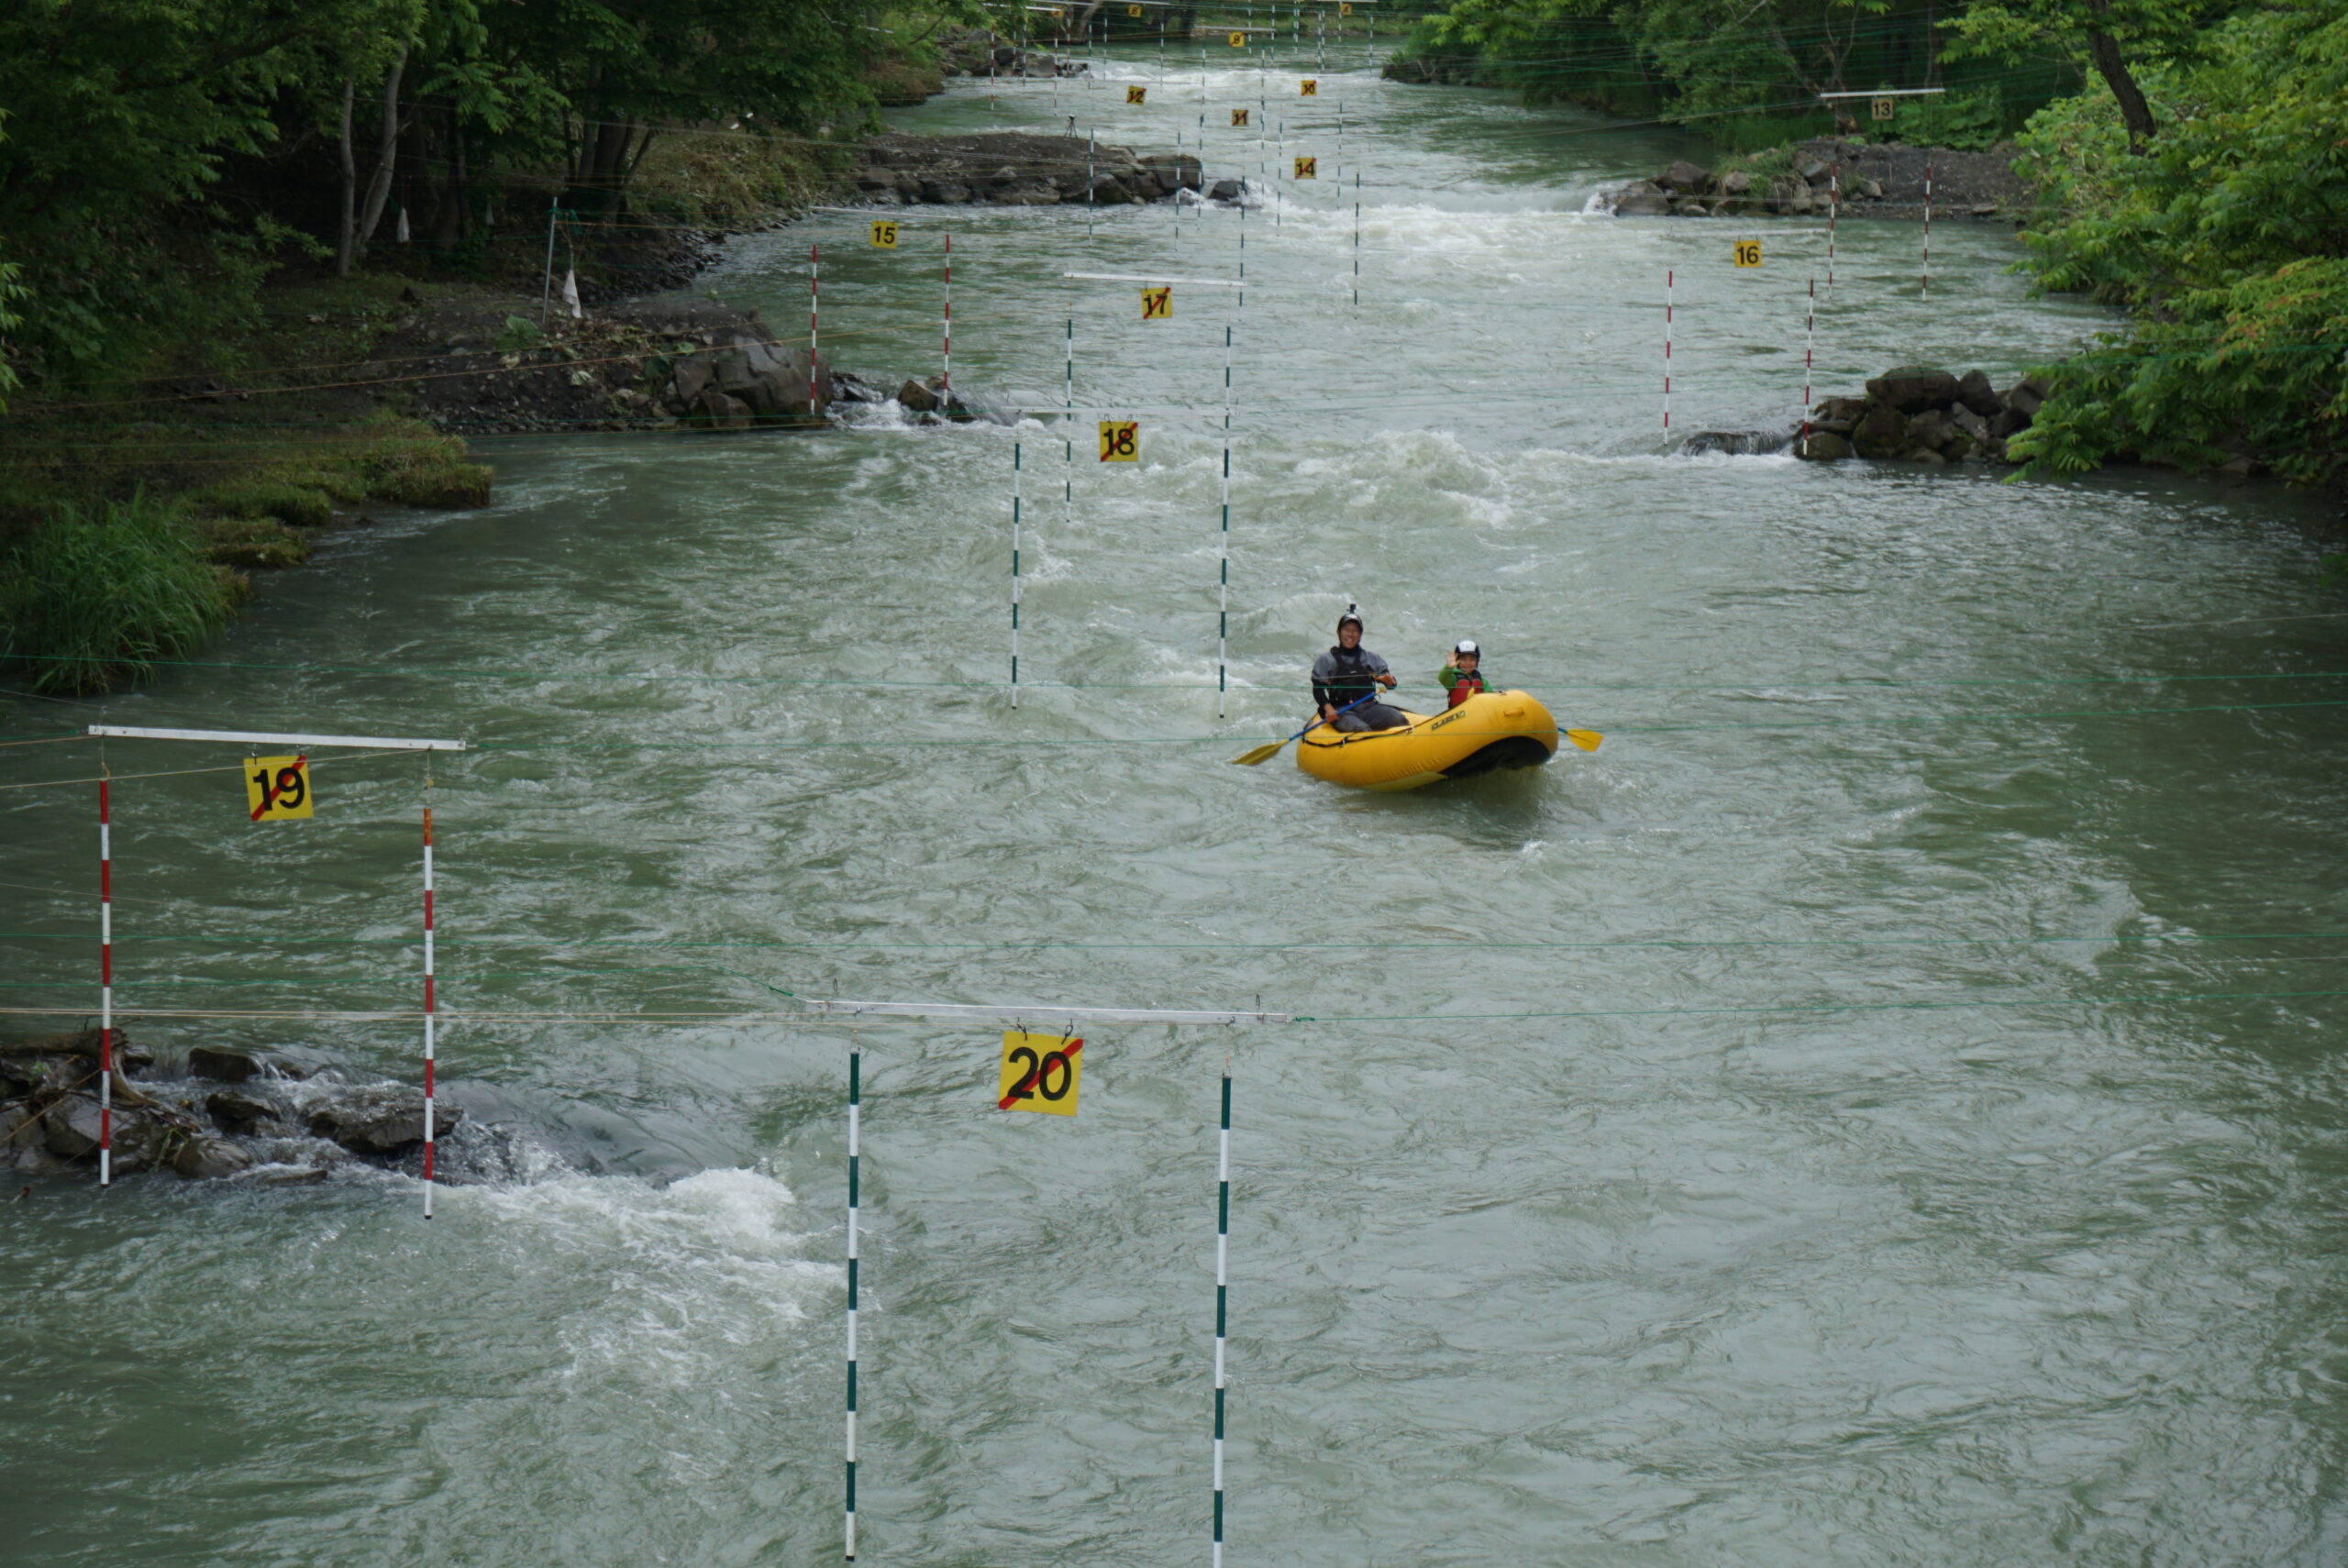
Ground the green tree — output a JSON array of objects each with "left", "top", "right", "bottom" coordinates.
[{"left": 1946, "top": 0, "right": 2238, "bottom": 149}]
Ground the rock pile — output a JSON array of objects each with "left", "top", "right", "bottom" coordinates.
[
  {"left": 1796, "top": 367, "right": 2047, "bottom": 466},
  {"left": 1611, "top": 137, "right": 2026, "bottom": 220},
  {"left": 2, "top": 1029, "right": 473, "bottom": 1184},
  {"left": 937, "top": 28, "right": 1085, "bottom": 80},
  {"left": 852, "top": 132, "right": 1210, "bottom": 207}
]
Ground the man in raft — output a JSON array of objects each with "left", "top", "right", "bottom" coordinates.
[{"left": 1312, "top": 604, "right": 1407, "bottom": 732}]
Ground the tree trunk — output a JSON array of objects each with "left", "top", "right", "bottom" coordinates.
[
  {"left": 334, "top": 79, "right": 356, "bottom": 278},
  {"left": 2084, "top": 24, "right": 2156, "bottom": 150},
  {"left": 353, "top": 47, "right": 409, "bottom": 259}
]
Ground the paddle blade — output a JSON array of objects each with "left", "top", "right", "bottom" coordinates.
[
  {"left": 1566, "top": 728, "right": 1603, "bottom": 752},
  {"left": 1230, "top": 741, "right": 1287, "bottom": 767}
]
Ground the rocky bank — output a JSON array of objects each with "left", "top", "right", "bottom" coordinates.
[
  {"left": 1611, "top": 138, "right": 2028, "bottom": 222},
  {"left": 2, "top": 1029, "right": 535, "bottom": 1187}
]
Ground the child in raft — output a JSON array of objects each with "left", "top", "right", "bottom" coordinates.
[{"left": 1439, "top": 640, "right": 1488, "bottom": 709}]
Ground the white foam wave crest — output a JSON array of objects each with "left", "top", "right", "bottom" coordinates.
[{"left": 466, "top": 1167, "right": 838, "bottom": 1384}]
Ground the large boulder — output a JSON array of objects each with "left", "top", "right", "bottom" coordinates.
[
  {"left": 1810, "top": 395, "right": 1868, "bottom": 432},
  {"left": 1612, "top": 181, "right": 1670, "bottom": 216},
  {"left": 1866, "top": 367, "right": 1962, "bottom": 413},
  {"left": 1955, "top": 370, "right": 2001, "bottom": 418},
  {"left": 2004, "top": 377, "right": 2048, "bottom": 418},
  {"left": 172, "top": 1137, "right": 254, "bottom": 1180},
  {"left": 1851, "top": 403, "right": 1910, "bottom": 458},
  {"left": 1657, "top": 160, "right": 1710, "bottom": 194},
  {"left": 1797, "top": 431, "right": 1854, "bottom": 461},
  {"left": 307, "top": 1088, "right": 462, "bottom": 1155},
  {"left": 1715, "top": 170, "right": 1753, "bottom": 197},
  {"left": 188, "top": 1046, "right": 261, "bottom": 1083},
  {"left": 1765, "top": 174, "right": 1812, "bottom": 214}
]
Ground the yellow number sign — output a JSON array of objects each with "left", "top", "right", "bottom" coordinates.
[
  {"left": 1293, "top": 156, "right": 1317, "bottom": 180},
  {"left": 1128, "top": 3, "right": 1144, "bottom": 14},
  {"left": 869, "top": 219, "right": 898, "bottom": 249},
  {"left": 1301, "top": 78, "right": 1318, "bottom": 96},
  {"left": 1099, "top": 421, "right": 1139, "bottom": 462},
  {"left": 1127, "top": 84, "right": 1147, "bottom": 105},
  {"left": 999, "top": 1032, "right": 1083, "bottom": 1115},
  {"left": 1340, "top": 2, "right": 1354, "bottom": 14},
  {"left": 1232, "top": 107, "right": 1250, "bottom": 127},
  {"left": 1228, "top": 29, "right": 1246, "bottom": 46},
  {"left": 1871, "top": 96, "right": 1895, "bottom": 122},
  {"left": 1140, "top": 286, "right": 1172, "bottom": 320},
  {"left": 246, "top": 755, "right": 313, "bottom": 823},
  {"left": 1733, "top": 239, "right": 1763, "bottom": 268}
]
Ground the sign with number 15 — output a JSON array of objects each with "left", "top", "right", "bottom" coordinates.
[
  {"left": 246, "top": 756, "right": 313, "bottom": 822},
  {"left": 869, "top": 219, "right": 898, "bottom": 249}
]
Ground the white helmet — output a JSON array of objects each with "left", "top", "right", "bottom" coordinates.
[{"left": 1453, "top": 639, "right": 1479, "bottom": 657}]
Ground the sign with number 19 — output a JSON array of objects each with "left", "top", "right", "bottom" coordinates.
[{"left": 246, "top": 755, "right": 313, "bottom": 822}]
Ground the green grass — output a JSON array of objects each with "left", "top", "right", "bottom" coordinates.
[{"left": 0, "top": 494, "right": 242, "bottom": 693}]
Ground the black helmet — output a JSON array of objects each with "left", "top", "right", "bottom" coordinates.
[{"left": 1336, "top": 601, "right": 1364, "bottom": 635}]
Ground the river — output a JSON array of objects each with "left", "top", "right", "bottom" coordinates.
[{"left": 6, "top": 38, "right": 2347, "bottom": 1565}]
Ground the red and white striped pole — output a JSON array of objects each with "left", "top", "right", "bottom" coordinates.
[
  {"left": 97, "top": 778, "right": 113, "bottom": 1187},
  {"left": 809, "top": 241, "right": 822, "bottom": 422},
  {"left": 1801, "top": 276, "right": 1816, "bottom": 449},
  {"left": 1922, "top": 163, "right": 1933, "bottom": 300},
  {"left": 1662, "top": 269, "right": 1674, "bottom": 435},
  {"left": 1825, "top": 161, "right": 1839, "bottom": 295},
  {"left": 421, "top": 791, "right": 437, "bottom": 1216},
  {"left": 942, "top": 230, "right": 952, "bottom": 401}
]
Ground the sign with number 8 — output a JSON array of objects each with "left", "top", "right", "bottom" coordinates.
[
  {"left": 1099, "top": 421, "right": 1139, "bottom": 462},
  {"left": 999, "top": 1031, "right": 1084, "bottom": 1115},
  {"left": 246, "top": 755, "right": 314, "bottom": 822}
]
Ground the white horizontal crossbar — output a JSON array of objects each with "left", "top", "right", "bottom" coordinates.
[
  {"left": 803, "top": 998, "right": 1293, "bottom": 1026},
  {"left": 1063, "top": 272, "right": 1248, "bottom": 289},
  {"left": 88, "top": 724, "right": 470, "bottom": 752},
  {"left": 1817, "top": 87, "right": 1947, "bottom": 99}
]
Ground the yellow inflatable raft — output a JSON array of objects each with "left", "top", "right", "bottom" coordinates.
[{"left": 1297, "top": 690, "right": 1560, "bottom": 791}]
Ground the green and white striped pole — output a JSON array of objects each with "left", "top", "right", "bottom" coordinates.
[
  {"left": 1211, "top": 1056, "right": 1233, "bottom": 1566},
  {"left": 844, "top": 1037, "right": 862, "bottom": 1560},
  {"left": 1217, "top": 318, "right": 1233, "bottom": 718},
  {"left": 1010, "top": 442, "right": 1023, "bottom": 708}
]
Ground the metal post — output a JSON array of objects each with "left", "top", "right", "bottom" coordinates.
[
  {"left": 810, "top": 241, "right": 821, "bottom": 422},
  {"left": 420, "top": 779, "right": 436, "bottom": 1217},
  {"left": 1801, "top": 276, "right": 1815, "bottom": 453},
  {"left": 942, "top": 231, "right": 952, "bottom": 400},
  {"left": 1088, "top": 128, "right": 1096, "bottom": 239},
  {"left": 537, "top": 197, "right": 559, "bottom": 327},
  {"left": 1218, "top": 315, "right": 1234, "bottom": 717},
  {"left": 96, "top": 778, "right": 112, "bottom": 1187},
  {"left": 1922, "top": 162, "right": 1933, "bottom": 300},
  {"left": 1210, "top": 1059, "right": 1233, "bottom": 1568},
  {"left": 843, "top": 1040, "right": 861, "bottom": 1561},
  {"left": 1352, "top": 169, "right": 1361, "bottom": 305},
  {"left": 1663, "top": 269, "right": 1673, "bottom": 436},
  {"left": 1010, "top": 443, "right": 1023, "bottom": 707}
]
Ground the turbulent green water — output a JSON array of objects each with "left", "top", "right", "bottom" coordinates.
[{"left": 8, "top": 40, "right": 2348, "bottom": 1565}]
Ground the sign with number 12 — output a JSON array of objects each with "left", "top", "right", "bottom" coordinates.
[
  {"left": 246, "top": 756, "right": 313, "bottom": 822},
  {"left": 1127, "top": 85, "right": 1147, "bottom": 105}
]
